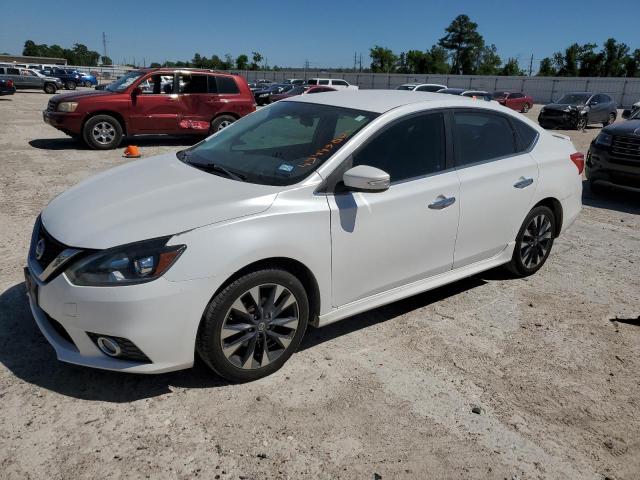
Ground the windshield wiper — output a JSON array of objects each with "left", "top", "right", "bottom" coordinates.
[{"left": 177, "top": 150, "right": 246, "bottom": 181}]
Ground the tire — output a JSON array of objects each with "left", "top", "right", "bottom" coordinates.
[
  {"left": 65, "top": 81, "right": 76, "bottom": 90},
  {"left": 575, "top": 116, "right": 587, "bottom": 131},
  {"left": 505, "top": 205, "right": 556, "bottom": 277},
  {"left": 82, "top": 115, "right": 123, "bottom": 150},
  {"left": 521, "top": 103, "right": 531, "bottom": 113},
  {"left": 83, "top": 81, "right": 92, "bottom": 88},
  {"left": 196, "top": 268, "right": 309, "bottom": 382},
  {"left": 605, "top": 112, "right": 616, "bottom": 126},
  {"left": 209, "top": 115, "right": 236, "bottom": 134},
  {"left": 43, "top": 83, "right": 56, "bottom": 94}
]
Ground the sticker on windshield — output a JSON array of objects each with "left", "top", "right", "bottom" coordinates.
[
  {"left": 354, "top": 115, "right": 366, "bottom": 122},
  {"left": 278, "top": 163, "right": 294, "bottom": 173}
]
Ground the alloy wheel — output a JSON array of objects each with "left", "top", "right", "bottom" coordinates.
[
  {"left": 220, "top": 283, "right": 299, "bottom": 370},
  {"left": 217, "top": 120, "right": 233, "bottom": 131},
  {"left": 576, "top": 117, "right": 587, "bottom": 130},
  {"left": 92, "top": 122, "right": 116, "bottom": 145},
  {"left": 519, "top": 214, "right": 553, "bottom": 269}
]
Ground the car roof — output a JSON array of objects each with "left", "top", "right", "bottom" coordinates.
[{"left": 284, "top": 89, "right": 503, "bottom": 113}]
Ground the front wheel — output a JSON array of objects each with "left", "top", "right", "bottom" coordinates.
[
  {"left": 83, "top": 115, "right": 123, "bottom": 150},
  {"left": 65, "top": 81, "right": 76, "bottom": 90},
  {"left": 43, "top": 83, "right": 56, "bottom": 94},
  {"left": 575, "top": 116, "right": 587, "bottom": 130},
  {"left": 605, "top": 113, "right": 616, "bottom": 126},
  {"left": 521, "top": 103, "right": 531, "bottom": 113},
  {"left": 196, "top": 269, "right": 309, "bottom": 382},
  {"left": 506, "top": 206, "right": 556, "bottom": 277}
]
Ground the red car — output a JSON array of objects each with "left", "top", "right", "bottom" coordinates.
[
  {"left": 43, "top": 68, "right": 255, "bottom": 149},
  {"left": 492, "top": 91, "right": 534, "bottom": 113},
  {"left": 270, "top": 85, "right": 336, "bottom": 102}
]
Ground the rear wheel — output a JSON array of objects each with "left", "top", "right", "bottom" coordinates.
[
  {"left": 65, "top": 81, "right": 76, "bottom": 90},
  {"left": 83, "top": 115, "right": 123, "bottom": 150},
  {"left": 43, "top": 83, "right": 56, "bottom": 94},
  {"left": 506, "top": 206, "right": 556, "bottom": 277},
  {"left": 209, "top": 115, "right": 236, "bottom": 135},
  {"left": 197, "top": 269, "right": 309, "bottom": 382}
]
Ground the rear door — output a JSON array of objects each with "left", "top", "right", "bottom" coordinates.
[
  {"left": 19, "top": 69, "right": 41, "bottom": 89},
  {"left": 174, "top": 72, "right": 218, "bottom": 133},
  {"left": 588, "top": 94, "right": 608, "bottom": 123},
  {"left": 129, "top": 73, "right": 183, "bottom": 133},
  {"left": 6, "top": 68, "right": 22, "bottom": 88},
  {"left": 452, "top": 109, "right": 539, "bottom": 268}
]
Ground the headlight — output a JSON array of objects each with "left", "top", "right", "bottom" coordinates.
[
  {"left": 66, "top": 236, "right": 186, "bottom": 286},
  {"left": 259, "top": 93, "right": 269, "bottom": 97},
  {"left": 595, "top": 132, "right": 613, "bottom": 147},
  {"left": 57, "top": 102, "right": 78, "bottom": 112}
]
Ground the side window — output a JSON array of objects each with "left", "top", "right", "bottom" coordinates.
[
  {"left": 207, "top": 76, "right": 218, "bottom": 93},
  {"left": 178, "top": 74, "right": 208, "bottom": 94},
  {"left": 602, "top": 94, "right": 612, "bottom": 102},
  {"left": 510, "top": 93, "right": 522, "bottom": 99},
  {"left": 140, "top": 74, "right": 174, "bottom": 94},
  {"left": 319, "top": 79, "right": 329, "bottom": 85},
  {"left": 453, "top": 111, "right": 517, "bottom": 166},
  {"left": 511, "top": 118, "right": 539, "bottom": 152},
  {"left": 0, "top": 68, "right": 4, "bottom": 74},
  {"left": 216, "top": 76, "right": 240, "bottom": 94},
  {"left": 353, "top": 112, "right": 446, "bottom": 182},
  {"left": 7, "top": 68, "right": 19, "bottom": 75},
  {"left": 307, "top": 79, "right": 318, "bottom": 85},
  {"left": 332, "top": 80, "right": 348, "bottom": 86}
]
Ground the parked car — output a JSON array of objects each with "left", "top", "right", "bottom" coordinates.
[
  {"left": 283, "top": 79, "right": 305, "bottom": 86},
  {"left": 0, "top": 67, "right": 62, "bottom": 93},
  {"left": 538, "top": 92, "right": 617, "bottom": 130},
  {"left": 26, "top": 90, "right": 582, "bottom": 382},
  {"left": 307, "top": 78, "right": 358, "bottom": 90},
  {"left": 253, "top": 83, "right": 293, "bottom": 105},
  {"left": 396, "top": 83, "right": 447, "bottom": 92},
  {"left": 270, "top": 85, "right": 336, "bottom": 102},
  {"left": 586, "top": 106, "right": 640, "bottom": 194},
  {"left": 492, "top": 91, "right": 534, "bottom": 113},
  {"left": 42, "top": 68, "right": 255, "bottom": 149},
  {"left": 39, "top": 67, "right": 81, "bottom": 90},
  {"left": 0, "top": 79, "right": 16, "bottom": 96},
  {"left": 78, "top": 72, "right": 98, "bottom": 87},
  {"left": 622, "top": 100, "right": 640, "bottom": 119},
  {"left": 437, "top": 88, "right": 492, "bottom": 101}
]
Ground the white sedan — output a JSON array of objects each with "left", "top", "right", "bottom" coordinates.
[{"left": 25, "top": 91, "right": 582, "bottom": 382}]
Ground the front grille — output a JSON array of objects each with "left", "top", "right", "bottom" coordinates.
[
  {"left": 610, "top": 135, "right": 640, "bottom": 165},
  {"left": 32, "top": 223, "right": 68, "bottom": 272},
  {"left": 542, "top": 110, "right": 566, "bottom": 119},
  {"left": 86, "top": 333, "right": 152, "bottom": 363},
  {"left": 47, "top": 101, "right": 56, "bottom": 112}
]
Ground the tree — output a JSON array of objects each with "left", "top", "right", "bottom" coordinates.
[
  {"left": 577, "top": 43, "right": 602, "bottom": 76},
  {"left": 223, "top": 54, "right": 234, "bottom": 70},
  {"left": 251, "top": 51, "right": 263, "bottom": 70},
  {"left": 438, "top": 15, "right": 484, "bottom": 74},
  {"left": 500, "top": 58, "right": 523, "bottom": 76},
  {"left": 235, "top": 54, "right": 249, "bottom": 70},
  {"left": 476, "top": 44, "right": 501, "bottom": 75},
  {"left": 405, "top": 49, "right": 427, "bottom": 74},
  {"left": 624, "top": 48, "right": 640, "bottom": 77},
  {"left": 396, "top": 52, "right": 409, "bottom": 73},
  {"left": 101, "top": 55, "right": 113, "bottom": 65},
  {"left": 537, "top": 58, "right": 556, "bottom": 76},
  {"left": 149, "top": 62, "right": 161, "bottom": 68},
  {"left": 601, "top": 38, "right": 629, "bottom": 77},
  {"left": 428, "top": 45, "right": 450, "bottom": 73},
  {"left": 369, "top": 45, "right": 397, "bottom": 73}
]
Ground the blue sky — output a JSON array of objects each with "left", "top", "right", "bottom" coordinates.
[{"left": 1, "top": 0, "right": 639, "bottom": 70}]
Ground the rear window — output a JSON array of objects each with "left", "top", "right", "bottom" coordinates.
[
  {"left": 332, "top": 80, "right": 348, "bottom": 86},
  {"left": 216, "top": 76, "right": 240, "bottom": 94},
  {"left": 179, "top": 74, "right": 208, "bottom": 94},
  {"left": 512, "top": 118, "right": 538, "bottom": 152},
  {"left": 319, "top": 79, "right": 329, "bottom": 85},
  {"left": 307, "top": 79, "right": 318, "bottom": 85},
  {"left": 453, "top": 111, "right": 517, "bottom": 166},
  {"left": 7, "top": 68, "right": 19, "bottom": 75}
]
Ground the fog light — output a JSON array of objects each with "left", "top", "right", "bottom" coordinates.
[{"left": 96, "top": 337, "right": 122, "bottom": 357}]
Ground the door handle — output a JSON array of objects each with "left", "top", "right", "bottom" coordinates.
[
  {"left": 513, "top": 177, "right": 534, "bottom": 189},
  {"left": 428, "top": 195, "right": 456, "bottom": 210}
]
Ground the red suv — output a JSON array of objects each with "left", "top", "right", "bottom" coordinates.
[{"left": 43, "top": 68, "right": 255, "bottom": 149}]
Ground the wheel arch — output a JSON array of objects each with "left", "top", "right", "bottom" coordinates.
[
  {"left": 81, "top": 110, "right": 128, "bottom": 135},
  {"left": 211, "top": 111, "right": 240, "bottom": 122},
  {"left": 533, "top": 197, "right": 563, "bottom": 237},
  {"left": 209, "top": 257, "right": 321, "bottom": 327}
]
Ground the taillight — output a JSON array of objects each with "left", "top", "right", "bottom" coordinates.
[{"left": 570, "top": 152, "right": 585, "bottom": 174}]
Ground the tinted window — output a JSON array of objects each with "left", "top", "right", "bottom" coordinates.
[
  {"left": 601, "top": 94, "right": 612, "bottom": 102},
  {"left": 216, "top": 76, "right": 240, "bottom": 94},
  {"left": 353, "top": 113, "right": 446, "bottom": 182},
  {"left": 7, "top": 68, "right": 19, "bottom": 75},
  {"left": 319, "top": 79, "right": 329, "bottom": 85},
  {"left": 307, "top": 79, "right": 318, "bottom": 85},
  {"left": 510, "top": 93, "right": 523, "bottom": 99},
  {"left": 453, "top": 112, "right": 516, "bottom": 166},
  {"left": 207, "top": 76, "right": 218, "bottom": 93},
  {"left": 0, "top": 68, "right": 4, "bottom": 74},
  {"left": 416, "top": 85, "right": 443, "bottom": 92},
  {"left": 512, "top": 118, "right": 538, "bottom": 152},
  {"left": 332, "top": 80, "right": 348, "bottom": 86},
  {"left": 179, "top": 74, "right": 208, "bottom": 94}
]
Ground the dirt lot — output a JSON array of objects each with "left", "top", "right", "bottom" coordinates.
[{"left": 0, "top": 91, "right": 639, "bottom": 480}]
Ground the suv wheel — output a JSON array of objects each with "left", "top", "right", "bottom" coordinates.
[
  {"left": 575, "top": 116, "right": 587, "bottom": 130},
  {"left": 506, "top": 206, "right": 556, "bottom": 277},
  {"left": 521, "top": 103, "right": 531, "bottom": 113},
  {"left": 197, "top": 269, "right": 309, "bottom": 382},
  {"left": 210, "top": 115, "right": 236, "bottom": 134},
  {"left": 65, "top": 81, "right": 76, "bottom": 90},
  {"left": 44, "top": 83, "right": 56, "bottom": 94},
  {"left": 83, "top": 115, "right": 123, "bottom": 150},
  {"left": 605, "top": 113, "right": 616, "bottom": 126}
]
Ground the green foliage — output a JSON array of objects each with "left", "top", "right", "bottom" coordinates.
[
  {"left": 100, "top": 55, "right": 113, "bottom": 66},
  {"left": 438, "top": 14, "right": 484, "bottom": 74},
  {"left": 369, "top": 45, "right": 398, "bottom": 73},
  {"left": 500, "top": 58, "right": 523, "bottom": 76},
  {"left": 235, "top": 54, "right": 249, "bottom": 70},
  {"left": 23, "top": 40, "right": 100, "bottom": 66},
  {"left": 476, "top": 44, "right": 501, "bottom": 75},
  {"left": 251, "top": 52, "right": 263, "bottom": 70}
]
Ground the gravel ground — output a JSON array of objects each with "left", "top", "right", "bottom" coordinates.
[{"left": 0, "top": 91, "right": 639, "bottom": 480}]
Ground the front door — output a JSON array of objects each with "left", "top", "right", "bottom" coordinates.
[
  {"left": 328, "top": 111, "right": 460, "bottom": 307},
  {"left": 451, "top": 110, "right": 538, "bottom": 268},
  {"left": 129, "top": 73, "right": 184, "bottom": 133}
]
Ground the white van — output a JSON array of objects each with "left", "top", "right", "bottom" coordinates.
[{"left": 306, "top": 78, "right": 358, "bottom": 90}]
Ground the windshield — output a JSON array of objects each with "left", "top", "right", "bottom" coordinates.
[
  {"left": 106, "top": 70, "right": 145, "bottom": 92},
  {"left": 396, "top": 85, "right": 415, "bottom": 91},
  {"left": 556, "top": 94, "right": 591, "bottom": 105},
  {"left": 439, "top": 89, "right": 463, "bottom": 95},
  {"left": 179, "top": 102, "right": 378, "bottom": 186},
  {"left": 631, "top": 108, "right": 640, "bottom": 120},
  {"left": 493, "top": 91, "right": 508, "bottom": 98}
]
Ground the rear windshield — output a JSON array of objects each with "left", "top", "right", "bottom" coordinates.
[{"left": 179, "top": 101, "right": 378, "bottom": 186}]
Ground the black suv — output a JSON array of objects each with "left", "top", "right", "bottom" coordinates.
[
  {"left": 538, "top": 92, "right": 617, "bottom": 130},
  {"left": 587, "top": 107, "right": 640, "bottom": 194}
]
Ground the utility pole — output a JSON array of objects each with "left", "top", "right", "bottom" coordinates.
[
  {"left": 102, "top": 32, "right": 108, "bottom": 63},
  {"left": 529, "top": 54, "right": 534, "bottom": 76},
  {"left": 353, "top": 52, "right": 357, "bottom": 71},
  {"left": 359, "top": 53, "right": 362, "bottom": 72}
]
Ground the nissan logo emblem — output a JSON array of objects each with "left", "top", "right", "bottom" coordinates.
[{"left": 35, "top": 238, "right": 46, "bottom": 261}]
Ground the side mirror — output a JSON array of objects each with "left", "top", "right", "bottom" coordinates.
[
  {"left": 622, "top": 109, "right": 631, "bottom": 119},
  {"left": 343, "top": 165, "right": 390, "bottom": 192}
]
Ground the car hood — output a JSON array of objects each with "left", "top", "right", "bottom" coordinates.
[
  {"left": 41, "top": 153, "right": 281, "bottom": 249},
  {"left": 50, "top": 89, "right": 115, "bottom": 103},
  {"left": 602, "top": 119, "right": 640, "bottom": 136}
]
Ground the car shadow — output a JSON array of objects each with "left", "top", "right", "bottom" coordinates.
[
  {"left": 1, "top": 275, "right": 487, "bottom": 402},
  {"left": 582, "top": 180, "right": 640, "bottom": 215},
  {"left": 29, "top": 136, "right": 199, "bottom": 151}
]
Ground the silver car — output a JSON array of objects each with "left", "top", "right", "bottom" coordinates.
[{"left": 0, "top": 67, "right": 62, "bottom": 94}]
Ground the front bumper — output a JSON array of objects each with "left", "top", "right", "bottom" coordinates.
[
  {"left": 25, "top": 265, "right": 219, "bottom": 374},
  {"left": 538, "top": 112, "right": 576, "bottom": 128},
  {"left": 587, "top": 145, "right": 640, "bottom": 192},
  {"left": 42, "top": 110, "right": 84, "bottom": 134}
]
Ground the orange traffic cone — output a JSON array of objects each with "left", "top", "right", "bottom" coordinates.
[{"left": 123, "top": 145, "right": 141, "bottom": 158}]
